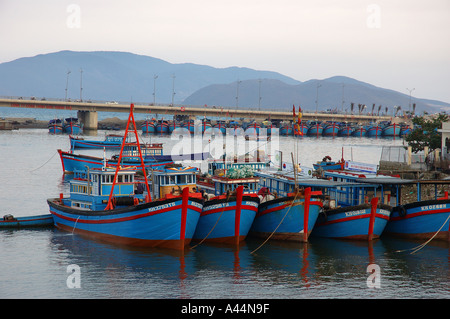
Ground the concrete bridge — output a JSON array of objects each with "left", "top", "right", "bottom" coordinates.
[{"left": 0, "top": 97, "right": 393, "bottom": 131}]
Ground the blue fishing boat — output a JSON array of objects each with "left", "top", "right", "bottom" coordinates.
[
  {"left": 400, "top": 124, "right": 411, "bottom": 136},
  {"left": 366, "top": 124, "right": 382, "bottom": 137},
  {"left": 58, "top": 143, "right": 172, "bottom": 174},
  {"left": 168, "top": 121, "right": 180, "bottom": 134},
  {"left": 48, "top": 104, "right": 203, "bottom": 250},
  {"left": 1, "top": 213, "right": 54, "bottom": 228},
  {"left": 63, "top": 117, "right": 83, "bottom": 135},
  {"left": 338, "top": 124, "right": 353, "bottom": 137},
  {"left": 351, "top": 125, "right": 366, "bottom": 137},
  {"left": 185, "top": 121, "right": 195, "bottom": 134},
  {"left": 48, "top": 119, "right": 63, "bottom": 134},
  {"left": 294, "top": 122, "right": 308, "bottom": 136},
  {"left": 311, "top": 197, "right": 391, "bottom": 240},
  {"left": 322, "top": 122, "right": 339, "bottom": 137},
  {"left": 213, "top": 122, "right": 227, "bottom": 135},
  {"left": 193, "top": 185, "right": 259, "bottom": 245},
  {"left": 195, "top": 162, "right": 263, "bottom": 245},
  {"left": 280, "top": 123, "right": 293, "bottom": 136},
  {"left": 250, "top": 169, "right": 323, "bottom": 242},
  {"left": 244, "top": 122, "right": 261, "bottom": 137},
  {"left": 141, "top": 119, "right": 155, "bottom": 134},
  {"left": 382, "top": 122, "right": 400, "bottom": 137},
  {"left": 201, "top": 120, "right": 212, "bottom": 134},
  {"left": 356, "top": 178, "right": 450, "bottom": 241},
  {"left": 313, "top": 155, "right": 345, "bottom": 171},
  {"left": 69, "top": 134, "right": 123, "bottom": 149},
  {"left": 307, "top": 122, "right": 323, "bottom": 137},
  {"left": 155, "top": 120, "right": 169, "bottom": 134}
]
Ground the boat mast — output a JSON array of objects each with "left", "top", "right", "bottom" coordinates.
[{"left": 105, "top": 103, "right": 151, "bottom": 210}]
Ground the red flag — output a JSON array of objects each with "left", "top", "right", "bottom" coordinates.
[{"left": 292, "top": 104, "right": 296, "bottom": 122}]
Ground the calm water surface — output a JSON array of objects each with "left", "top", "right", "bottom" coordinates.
[{"left": 0, "top": 127, "right": 449, "bottom": 299}]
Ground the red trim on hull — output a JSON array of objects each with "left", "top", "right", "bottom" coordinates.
[
  {"left": 51, "top": 203, "right": 202, "bottom": 224},
  {"left": 316, "top": 213, "right": 389, "bottom": 227}
]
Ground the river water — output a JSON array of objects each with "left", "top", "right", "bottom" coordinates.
[{"left": 0, "top": 109, "right": 449, "bottom": 302}]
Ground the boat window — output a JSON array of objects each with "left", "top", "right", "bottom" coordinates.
[{"left": 178, "top": 175, "right": 187, "bottom": 184}]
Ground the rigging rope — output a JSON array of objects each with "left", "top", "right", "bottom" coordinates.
[{"left": 190, "top": 192, "right": 231, "bottom": 250}]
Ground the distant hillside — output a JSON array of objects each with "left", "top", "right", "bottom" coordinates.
[
  {"left": 183, "top": 76, "right": 450, "bottom": 114},
  {"left": 0, "top": 50, "right": 300, "bottom": 103},
  {"left": 0, "top": 50, "right": 448, "bottom": 114}
]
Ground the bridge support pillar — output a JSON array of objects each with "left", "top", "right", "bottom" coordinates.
[{"left": 77, "top": 110, "right": 98, "bottom": 131}]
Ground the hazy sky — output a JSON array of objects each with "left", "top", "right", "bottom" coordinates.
[{"left": 1, "top": 0, "right": 449, "bottom": 103}]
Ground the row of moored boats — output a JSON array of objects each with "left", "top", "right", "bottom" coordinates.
[{"left": 5, "top": 104, "right": 448, "bottom": 252}]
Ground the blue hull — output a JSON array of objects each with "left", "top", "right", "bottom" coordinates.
[
  {"left": 69, "top": 136, "right": 123, "bottom": 149},
  {"left": 323, "top": 124, "right": 339, "bottom": 136},
  {"left": 142, "top": 123, "right": 155, "bottom": 134},
  {"left": 384, "top": 199, "right": 450, "bottom": 240},
  {"left": 280, "top": 126, "right": 293, "bottom": 136},
  {"left": 351, "top": 127, "right": 366, "bottom": 137},
  {"left": 313, "top": 161, "right": 344, "bottom": 171},
  {"left": 193, "top": 196, "right": 259, "bottom": 244},
  {"left": 250, "top": 196, "right": 321, "bottom": 242},
  {"left": 338, "top": 127, "right": 353, "bottom": 137},
  {"left": 64, "top": 124, "right": 82, "bottom": 135},
  {"left": 1, "top": 214, "right": 54, "bottom": 228},
  {"left": 48, "top": 125, "right": 63, "bottom": 134},
  {"left": 58, "top": 149, "right": 173, "bottom": 173},
  {"left": 48, "top": 197, "right": 202, "bottom": 250},
  {"left": 382, "top": 124, "right": 400, "bottom": 137},
  {"left": 156, "top": 124, "right": 169, "bottom": 134},
  {"left": 307, "top": 125, "right": 323, "bottom": 136},
  {"left": 366, "top": 126, "right": 382, "bottom": 137},
  {"left": 311, "top": 204, "right": 391, "bottom": 240},
  {"left": 245, "top": 127, "right": 260, "bottom": 136}
]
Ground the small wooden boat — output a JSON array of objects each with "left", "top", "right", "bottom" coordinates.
[
  {"left": 48, "top": 119, "right": 63, "bottom": 134},
  {"left": 1, "top": 214, "right": 54, "bottom": 228},
  {"left": 313, "top": 155, "right": 345, "bottom": 171},
  {"left": 69, "top": 134, "right": 123, "bottom": 149},
  {"left": 63, "top": 117, "right": 83, "bottom": 134},
  {"left": 141, "top": 118, "right": 156, "bottom": 134}
]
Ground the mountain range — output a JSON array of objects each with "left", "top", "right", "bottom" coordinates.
[{"left": 0, "top": 50, "right": 448, "bottom": 114}]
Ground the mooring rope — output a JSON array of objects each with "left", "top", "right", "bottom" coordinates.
[
  {"left": 72, "top": 216, "right": 81, "bottom": 234},
  {"left": 250, "top": 191, "right": 300, "bottom": 255},
  {"left": 395, "top": 214, "right": 450, "bottom": 254},
  {"left": 190, "top": 193, "right": 231, "bottom": 249},
  {"left": 30, "top": 151, "right": 58, "bottom": 172}
]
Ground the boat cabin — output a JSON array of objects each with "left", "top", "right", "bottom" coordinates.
[
  {"left": 207, "top": 158, "right": 269, "bottom": 176},
  {"left": 66, "top": 167, "right": 143, "bottom": 211},
  {"left": 256, "top": 168, "right": 383, "bottom": 208},
  {"left": 113, "top": 143, "right": 163, "bottom": 162},
  {"left": 149, "top": 164, "right": 200, "bottom": 200},
  {"left": 322, "top": 169, "right": 407, "bottom": 206},
  {"left": 210, "top": 175, "right": 259, "bottom": 197}
]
